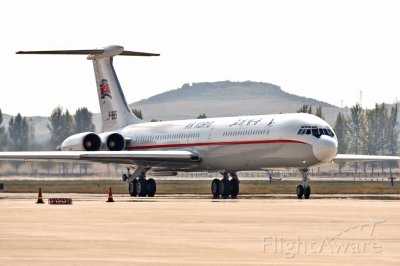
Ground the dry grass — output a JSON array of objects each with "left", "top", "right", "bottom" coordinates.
[{"left": 1, "top": 179, "right": 399, "bottom": 195}]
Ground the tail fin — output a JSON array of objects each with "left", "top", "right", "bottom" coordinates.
[{"left": 17, "top": 45, "right": 159, "bottom": 132}]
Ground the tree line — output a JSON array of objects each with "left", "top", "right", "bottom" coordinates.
[
  {"left": 0, "top": 110, "right": 34, "bottom": 153},
  {"left": 296, "top": 104, "right": 324, "bottom": 119},
  {"left": 334, "top": 103, "right": 399, "bottom": 173},
  {"left": 0, "top": 106, "right": 95, "bottom": 174},
  {"left": 47, "top": 106, "right": 95, "bottom": 148},
  {"left": 0, "top": 106, "right": 95, "bottom": 152}
]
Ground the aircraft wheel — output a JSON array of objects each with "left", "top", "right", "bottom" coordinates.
[
  {"left": 230, "top": 179, "right": 239, "bottom": 197},
  {"left": 211, "top": 179, "right": 220, "bottom": 198},
  {"left": 147, "top": 178, "right": 157, "bottom": 197},
  {"left": 296, "top": 185, "right": 304, "bottom": 199},
  {"left": 304, "top": 186, "right": 311, "bottom": 199},
  {"left": 128, "top": 179, "right": 137, "bottom": 197},
  {"left": 136, "top": 179, "right": 148, "bottom": 197},
  {"left": 220, "top": 178, "right": 230, "bottom": 198}
]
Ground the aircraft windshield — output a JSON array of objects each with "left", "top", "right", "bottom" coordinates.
[{"left": 297, "top": 126, "right": 334, "bottom": 138}]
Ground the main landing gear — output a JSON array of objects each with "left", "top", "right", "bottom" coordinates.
[
  {"left": 296, "top": 168, "right": 311, "bottom": 199},
  {"left": 122, "top": 167, "right": 156, "bottom": 197},
  {"left": 211, "top": 172, "right": 240, "bottom": 199}
]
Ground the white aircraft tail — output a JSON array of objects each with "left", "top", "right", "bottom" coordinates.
[{"left": 17, "top": 45, "right": 159, "bottom": 132}]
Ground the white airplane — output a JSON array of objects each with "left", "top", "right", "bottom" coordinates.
[{"left": 1, "top": 45, "right": 399, "bottom": 199}]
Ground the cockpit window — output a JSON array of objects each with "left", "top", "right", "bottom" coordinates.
[{"left": 297, "top": 125, "right": 335, "bottom": 138}]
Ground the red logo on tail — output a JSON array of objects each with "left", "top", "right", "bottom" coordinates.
[{"left": 100, "top": 79, "right": 112, "bottom": 100}]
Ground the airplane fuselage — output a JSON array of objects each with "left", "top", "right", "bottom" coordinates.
[{"left": 120, "top": 113, "right": 338, "bottom": 172}]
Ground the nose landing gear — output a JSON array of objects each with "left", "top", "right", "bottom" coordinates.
[{"left": 296, "top": 168, "right": 311, "bottom": 199}]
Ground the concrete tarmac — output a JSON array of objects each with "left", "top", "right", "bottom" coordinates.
[{"left": 0, "top": 193, "right": 399, "bottom": 265}]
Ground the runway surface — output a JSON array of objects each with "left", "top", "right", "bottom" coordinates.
[{"left": 0, "top": 193, "right": 399, "bottom": 265}]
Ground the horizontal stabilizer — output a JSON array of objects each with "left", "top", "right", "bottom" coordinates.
[
  {"left": 17, "top": 50, "right": 105, "bottom": 55},
  {"left": 16, "top": 50, "right": 160, "bottom": 56},
  {"left": 16, "top": 45, "right": 160, "bottom": 58}
]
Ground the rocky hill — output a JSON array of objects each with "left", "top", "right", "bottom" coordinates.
[{"left": 130, "top": 81, "right": 339, "bottom": 121}]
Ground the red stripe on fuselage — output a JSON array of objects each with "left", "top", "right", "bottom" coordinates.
[{"left": 126, "top": 139, "right": 309, "bottom": 150}]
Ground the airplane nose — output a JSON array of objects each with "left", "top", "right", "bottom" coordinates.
[{"left": 312, "top": 136, "right": 338, "bottom": 162}]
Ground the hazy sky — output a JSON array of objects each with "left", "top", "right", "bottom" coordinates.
[{"left": 1, "top": 0, "right": 399, "bottom": 116}]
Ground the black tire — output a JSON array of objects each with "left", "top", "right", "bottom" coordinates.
[
  {"left": 136, "top": 179, "right": 148, "bottom": 197},
  {"left": 128, "top": 180, "right": 137, "bottom": 197},
  {"left": 230, "top": 179, "right": 239, "bottom": 197},
  {"left": 147, "top": 178, "right": 157, "bottom": 197},
  {"left": 304, "top": 186, "right": 311, "bottom": 199},
  {"left": 211, "top": 179, "right": 220, "bottom": 198},
  {"left": 296, "top": 185, "right": 304, "bottom": 199},
  {"left": 220, "top": 179, "right": 230, "bottom": 198}
]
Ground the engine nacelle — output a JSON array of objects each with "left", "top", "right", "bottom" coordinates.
[
  {"left": 60, "top": 132, "right": 101, "bottom": 151},
  {"left": 99, "top": 132, "right": 126, "bottom": 151}
]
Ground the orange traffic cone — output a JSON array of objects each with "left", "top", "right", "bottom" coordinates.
[
  {"left": 36, "top": 187, "right": 44, "bottom": 204},
  {"left": 106, "top": 187, "right": 114, "bottom": 202}
]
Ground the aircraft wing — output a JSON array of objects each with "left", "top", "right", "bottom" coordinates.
[
  {"left": 333, "top": 154, "right": 400, "bottom": 163},
  {"left": 0, "top": 150, "right": 201, "bottom": 166}
]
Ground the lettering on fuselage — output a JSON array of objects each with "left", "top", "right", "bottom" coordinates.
[
  {"left": 229, "top": 118, "right": 263, "bottom": 127},
  {"left": 184, "top": 121, "right": 214, "bottom": 129}
]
